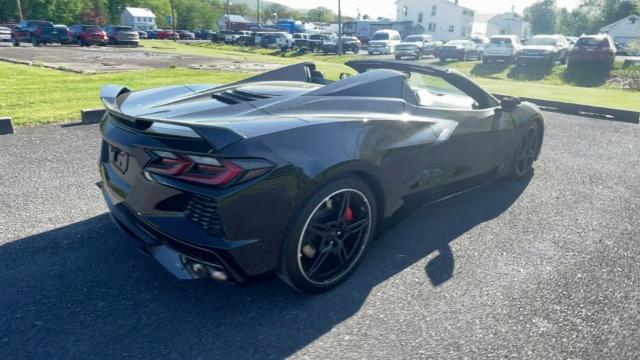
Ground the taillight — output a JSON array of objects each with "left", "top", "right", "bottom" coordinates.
[
  {"left": 145, "top": 150, "right": 273, "bottom": 187},
  {"left": 67, "top": 30, "right": 72, "bottom": 37}
]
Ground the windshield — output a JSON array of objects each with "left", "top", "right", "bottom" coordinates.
[
  {"left": 576, "top": 37, "right": 609, "bottom": 48},
  {"left": 84, "top": 26, "right": 101, "bottom": 32},
  {"left": 405, "top": 36, "right": 425, "bottom": 42},
  {"left": 114, "top": 26, "right": 134, "bottom": 31},
  {"left": 373, "top": 33, "right": 389, "bottom": 40},
  {"left": 490, "top": 37, "right": 512, "bottom": 45},
  {"left": 527, "top": 37, "right": 557, "bottom": 46}
]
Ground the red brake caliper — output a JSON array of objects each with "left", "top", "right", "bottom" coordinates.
[{"left": 344, "top": 206, "right": 354, "bottom": 222}]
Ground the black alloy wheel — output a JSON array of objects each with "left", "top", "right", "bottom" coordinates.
[
  {"left": 511, "top": 122, "right": 542, "bottom": 178},
  {"left": 280, "top": 177, "right": 377, "bottom": 292}
]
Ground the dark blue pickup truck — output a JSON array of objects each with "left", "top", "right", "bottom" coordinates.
[{"left": 12, "top": 20, "right": 69, "bottom": 46}]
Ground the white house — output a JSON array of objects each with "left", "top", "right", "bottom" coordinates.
[
  {"left": 395, "top": 0, "right": 474, "bottom": 41},
  {"left": 120, "top": 7, "right": 157, "bottom": 31},
  {"left": 486, "top": 12, "right": 530, "bottom": 39},
  {"left": 599, "top": 15, "right": 640, "bottom": 46}
]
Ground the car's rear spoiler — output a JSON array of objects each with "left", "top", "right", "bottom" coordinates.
[{"left": 100, "top": 85, "right": 246, "bottom": 151}]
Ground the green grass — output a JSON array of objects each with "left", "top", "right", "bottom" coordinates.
[
  {"left": 440, "top": 60, "right": 640, "bottom": 110},
  {"left": 0, "top": 62, "right": 248, "bottom": 126}
]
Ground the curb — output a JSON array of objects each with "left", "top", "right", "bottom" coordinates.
[
  {"left": 0, "top": 117, "right": 15, "bottom": 135},
  {"left": 81, "top": 109, "right": 106, "bottom": 124},
  {"left": 493, "top": 93, "right": 640, "bottom": 124}
]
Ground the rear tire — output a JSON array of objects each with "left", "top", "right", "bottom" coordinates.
[
  {"left": 510, "top": 121, "right": 542, "bottom": 178},
  {"left": 278, "top": 177, "right": 377, "bottom": 293},
  {"left": 12, "top": 39, "right": 19, "bottom": 47}
]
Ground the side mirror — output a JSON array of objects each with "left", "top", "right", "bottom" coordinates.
[
  {"left": 500, "top": 96, "right": 522, "bottom": 111},
  {"left": 339, "top": 72, "right": 352, "bottom": 80}
]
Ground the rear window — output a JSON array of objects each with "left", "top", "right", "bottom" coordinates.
[
  {"left": 576, "top": 37, "right": 610, "bottom": 48},
  {"left": 405, "top": 35, "right": 425, "bottom": 42},
  {"left": 83, "top": 26, "right": 101, "bottom": 32},
  {"left": 373, "top": 33, "right": 390, "bottom": 40},
  {"left": 491, "top": 37, "right": 512, "bottom": 45},
  {"left": 310, "top": 35, "right": 322, "bottom": 40},
  {"left": 28, "top": 21, "right": 53, "bottom": 27},
  {"left": 113, "top": 26, "right": 134, "bottom": 31},
  {"left": 527, "top": 37, "right": 557, "bottom": 46}
]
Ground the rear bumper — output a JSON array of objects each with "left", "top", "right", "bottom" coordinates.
[
  {"left": 395, "top": 50, "right": 421, "bottom": 57},
  {"left": 101, "top": 181, "right": 265, "bottom": 283},
  {"left": 368, "top": 47, "right": 391, "bottom": 54}
]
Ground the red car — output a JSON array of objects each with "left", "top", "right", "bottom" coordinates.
[
  {"left": 568, "top": 34, "right": 617, "bottom": 69},
  {"left": 156, "top": 30, "right": 179, "bottom": 40},
  {"left": 70, "top": 24, "right": 108, "bottom": 46}
]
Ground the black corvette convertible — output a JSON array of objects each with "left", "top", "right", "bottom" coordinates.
[{"left": 98, "top": 60, "right": 544, "bottom": 292}]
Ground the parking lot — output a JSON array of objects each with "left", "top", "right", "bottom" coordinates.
[
  {"left": 1, "top": 112, "right": 638, "bottom": 359},
  {"left": 0, "top": 42, "right": 280, "bottom": 73}
]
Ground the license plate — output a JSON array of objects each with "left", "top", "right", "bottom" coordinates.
[{"left": 109, "top": 145, "right": 130, "bottom": 173}]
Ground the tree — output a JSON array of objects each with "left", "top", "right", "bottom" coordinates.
[
  {"left": 229, "top": 3, "right": 250, "bottom": 16},
  {"left": 523, "top": 0, "right": 557, "bottom": 35},
  {"left": 307, "top": 6, "right": 334, "bottom": 23}
]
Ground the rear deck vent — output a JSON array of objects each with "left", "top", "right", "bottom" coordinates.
[{"left": 212, "top": 89, "right": 275, "bottom": 105}]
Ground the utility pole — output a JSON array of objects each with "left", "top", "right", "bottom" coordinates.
[
  {"left": 337, "top": 0, "right": 343, "bottom": 55},
  {"left": 257, "top": 0, "right": 260, "bottom": 29},
  {"left": 226, "top": 0, "right": 230, "bottom": 31},
  {"left": 170, "top": 0, "right": 176, "bottom": 42},
  {"left": 16, "top": 0, "right": 23, "bottom": 21}
]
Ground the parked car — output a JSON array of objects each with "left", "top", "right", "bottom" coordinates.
[
  {"left": 146, "top": 30, "right": 158, "bottom": 39},
  {"left": 176, "top": 30, "right": 195, "bottom": 40},
  {"left": 104, "top": 26, "right": 140, "bottom": 45},
  {"left": 292, "top": 33, "right": 310, "bottom": 48},
  {"left": 196, "top": 29, "right": 215, "bottom": 40},
  {"left": 12, "top": 20, "right": 69, "bottom": 47},
  {"left": 137, "top": 30, "right": 148, "bottom": 39},
  {"left": 224, "top": 30, "right": 252, "bottom": 44},
  {"left": 517, "top": 34, "right": 571, "bottom": 66},
  {"left": 0, "top": 26, "right": 13, "bottom": 42},
  {"left": 321, "top": 36, "right": 361, "bottom": 54},
  {"left": 212, "top": 30, "right": 233, "bottom": 43},
  {"left": 483, "top": 35, "right": 522, "bottom": 63},
  {"left": 394, "top": 34, "right": 435, "bottom": 60},
  {"left": 156, "top": 29, "right": 179, "bottom": 40},
  {"left": 97, "top": 60, "right": 544, "bottom": 292},
  {"left": 470, "top": 36, "right": 490, "bottom": 48},
  {"left": 236, "top": 32, "right": 255, "bottom": 46},
  {"left": 70, "top": 24, "right": 108, "bottom": 46},
  {"left": 368, "top": 29, "right": 402, "bottom": 55},
  {"left": 438, "top": 40, "right": 483, "bottom": 61},
  {"left": 308, "top": 33, "right": 335, "bottom": 52},
  {"left": 53, "top": 25, "right": 72, "bottom": 44},
  {"left": 568, "top": 34, "right": 617, "bottom": 69},
  {"left": 274, "top": 32, "right": 295, "bottom": 49}
]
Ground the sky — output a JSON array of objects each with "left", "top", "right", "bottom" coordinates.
[{"left": 267, "top": 0, "right": 583, "bottom": 18}]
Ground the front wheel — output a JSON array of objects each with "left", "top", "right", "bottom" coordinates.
[
  {"left": 12, "top": 38, "right": 19, "bottom": 47},
  {"left": 279, "top": 177, "right": 377, "bottom": 293},
  {"left": 510, "top": 121, "right": 542, "bottom": 178}
]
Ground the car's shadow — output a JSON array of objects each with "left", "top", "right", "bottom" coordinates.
[{"left": 0, "top": 175, "right": 531, "bottom": 359}]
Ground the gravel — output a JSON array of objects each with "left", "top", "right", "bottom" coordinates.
[{"left": 0, "top": 113, "right": 638, "bottom": 359}]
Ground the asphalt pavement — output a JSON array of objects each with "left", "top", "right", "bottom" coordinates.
[{"left": 1, "top": 113, "right": 639, "bottom": 359}]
